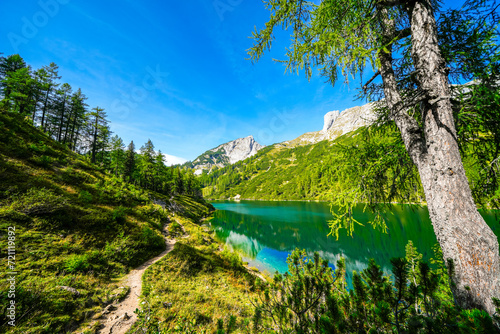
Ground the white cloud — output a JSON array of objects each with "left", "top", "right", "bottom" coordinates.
[{"left": 163, "top": 153, "right": 188, "bottom": 166}]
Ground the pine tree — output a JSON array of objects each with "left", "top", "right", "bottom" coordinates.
[
  {"left": 124, "top": 140, "right": 136, "bottom": 183},
  {"left": 87, "top": 106, "right": 109, "bottom": 164},
  {"left": 110, "top": 135, "right": 125, "bottom": 176},
  {"left": 138, "top": 139, "right": 156, "bottom": 189},
  {"left": 39, "top": 63, "right": 60, "bottom": 131},
  {"left": 0, "top": 54, "right": 26, "bottom": 103}
]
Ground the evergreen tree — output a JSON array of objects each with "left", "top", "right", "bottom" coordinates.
[
  {"left": 124, "top": 140, "right": 136, "bottom": 183},
  {"left": 0, "top": 54, "right": 26, "bottom": 103},
  {"left": 110, "top": 135, "right": 126, "bottom": 176},
  {"left": 39, "top": 63, "right": 60, "bottom": 131},
  {"left": 64, "top": 89, "right": 88, "bottom": 150},
  {"left": 88, "top": 106, "right": 109, "bottom": 164}
]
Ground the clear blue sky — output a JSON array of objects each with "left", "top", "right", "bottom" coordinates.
[{"left": 0, "top": 0, "right": 466, "bottom": 164}]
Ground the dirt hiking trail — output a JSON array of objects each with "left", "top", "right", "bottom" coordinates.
[{"left": 97, "top": 238, "right": 176, "bottom": 334}]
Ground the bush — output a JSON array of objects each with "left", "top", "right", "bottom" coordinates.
[
  {"left": 140, "top": 226, "right": 164, "bottom": 249},
  {"left": 31, "top": 155, "right": 52, "bottom": 167},
  {"left": 168, "top": 221, "right": 184, "bottom": 238},
  {"left": 112, "top": 206, "right": 127, "bottom": 223},
  {"left": 252, "top": 243, "right": 496, "bottom": 333},
  {"left": 220, "top": 246, "right": 243, "bottom": 269},
  {"left": 64, "top": 254, "right": 90, "bottom": 273}
]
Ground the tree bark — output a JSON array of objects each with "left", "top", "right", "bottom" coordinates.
[{"left": 379, "top": 0, "right": 500, "bottom": 315}]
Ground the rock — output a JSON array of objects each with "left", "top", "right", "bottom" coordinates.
[
  {"left": 57, "top": 286, "right": 80, "bottom": 296},
  {"left": 281, "top": 102, "right": 377, "bottom": 147},
  {"left": 163, "top": 302, "right": 172, "bottom": 308},
  {"left": 102, "top": 304, "right": 116, "bottom": 314},
  {"left": 321, "top": 110, "right": 341, "bottom": 133},
  {"left": 189, "top": 135, "right": 264, "bottom": 172},
  {"left": 120, "top": 312, "right": 130, "bottom": 320}
]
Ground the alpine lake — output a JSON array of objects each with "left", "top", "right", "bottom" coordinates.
[{"left": 207, "top": 200, "right": 500, "bottom": 287}]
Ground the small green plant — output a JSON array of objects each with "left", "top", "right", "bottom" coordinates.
[
  {"left": 220, "top": 246, "right": 243, "bottom": 269},
  {"left": 112, "top": 206, "right": 127, "bottom": 223},
  {"left": 64, "top": 254, "right": 90, "bottom": 273},
  {"left": 78, "top": 190, "right": 93, "bottom": 204},
  {"left": 168, "top": 221, "right": 184, "bottom": 237},
  {"left": 32, "top": 154, "right": 52, "bottom": 167}
]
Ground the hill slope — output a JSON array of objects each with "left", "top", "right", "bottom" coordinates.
[{"left": 0, "top": 112, "right": 214, "bottom": 333}]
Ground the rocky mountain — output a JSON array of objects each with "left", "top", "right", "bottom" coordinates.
[
  {"left": 187, "top": 135, "right": 264, "bottom": 174},
  {"left": 281, "top": 103, "right": 377, "bottom": 147}
]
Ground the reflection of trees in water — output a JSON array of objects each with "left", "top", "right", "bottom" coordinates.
[
  {"left": 210, "top": 202, "right": 499, "bottom": 287},
  {"left": 217, "top": 229, "right": 263, "bottom": 258}
]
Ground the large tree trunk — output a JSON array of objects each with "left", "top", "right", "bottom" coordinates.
[{"left": 378, "top": 0, "right": 500, "bottom": 315}]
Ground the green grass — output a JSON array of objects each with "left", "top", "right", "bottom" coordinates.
[
  {"left": 132, "top": 207, "right": 261, "bottom": 333},
  {"left": 0, "top": 112, "right": 213, "bottom": 333}
]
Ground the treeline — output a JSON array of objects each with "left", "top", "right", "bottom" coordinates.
[{"left": 0, "top": 53, "right": 200, "bottom": 198}]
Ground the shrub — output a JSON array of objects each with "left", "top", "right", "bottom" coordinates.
[
  {"left": 220, "top": 246, "right": 243, "bottom": 269},
  {"left": 31, "top": 155, "right": 52, "bottom": 168},
  {"left": 112, "top": 206, "right": 127, "bottom": 223},
  {"left": 140, "top": 226, "right": 164, "bottom": 249},
  {"left": 252, "top": 244, "right": 496, "bottom": 333},
  {"left": 168, "top": 221, "right": 184, "bottom": 238},
  {"left": 64, "top": 254, "right": 90, "bottom": 273}
]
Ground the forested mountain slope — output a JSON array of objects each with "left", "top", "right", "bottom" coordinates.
[
  {"left": 201, "top": 118, "right": 499, "bottom": 209},
  {"left": 200, "top": 127, "right": 413, "bottom": 201}
]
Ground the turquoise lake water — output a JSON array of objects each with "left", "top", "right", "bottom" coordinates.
[{"left": 208, "top": 200, "right": 500, "bottom": 286}]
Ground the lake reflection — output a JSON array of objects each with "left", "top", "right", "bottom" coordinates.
[{"left": 209, "top": 201, "right": 500, "bottom": 287}]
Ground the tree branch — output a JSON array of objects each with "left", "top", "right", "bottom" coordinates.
[{"left": 363, "top": 70, "right": 381, "bottom": 92}]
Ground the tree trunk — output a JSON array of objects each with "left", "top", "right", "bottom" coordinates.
[
  {"left": 91, "top": 116, "right": 98, "bottom": 164},
  {"left": 406, "top": 0, "right": 500, "bottom": 314},
  {"left": 378, "top": 1, "right": 500, "bottom": 315},
  {"left": 41, "top": 86, "right": 51, "bottom": 131}
]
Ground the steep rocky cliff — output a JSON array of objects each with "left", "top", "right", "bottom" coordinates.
[
  {"left": 188, "top": 135, "right": 264, "bottom": 174},
  {"left": 281, "top": 103, "right": 376, "bottom": 147}
]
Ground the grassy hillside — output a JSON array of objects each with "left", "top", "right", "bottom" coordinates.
[{"left": 0, "top": 112, "right": 213, "bottom": 333}]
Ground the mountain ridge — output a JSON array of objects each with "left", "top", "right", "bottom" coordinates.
[{"left": 186, "top": 135, "right": 264, "bottom": 174}]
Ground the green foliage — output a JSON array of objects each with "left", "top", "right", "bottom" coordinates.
[
  {"left": 78, "top": 190, "right": 93, "bottom": 204},
  {"left": 253, "top": 243, "right": 497, "bottom": 333},
  {"left": 132, "top": 240, "right": 257, "bottom": 333},
  {"left": 220, "top": 246, "right": 244, "bottom": 269}
]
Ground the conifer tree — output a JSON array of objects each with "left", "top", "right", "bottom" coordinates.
[
  {"left": 110, "top": 135, "right": 126, "bottom": 176},
  {"left": 88, "top": 106, "right": 109, "bottom": 164},
  {"left": 124, "top": 140, "right": 136, "bottom": 183}
]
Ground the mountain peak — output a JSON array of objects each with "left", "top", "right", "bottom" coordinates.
[
  {"left": 281, "top": 102, "right": 377, "bottom": 147},
  {"left": 189, "top": 136, "right": 264, "bottom": 174}
]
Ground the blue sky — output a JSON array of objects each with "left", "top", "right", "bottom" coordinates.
[{"left": 0, "top": 0, "right": 466, "bottom": 164}]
